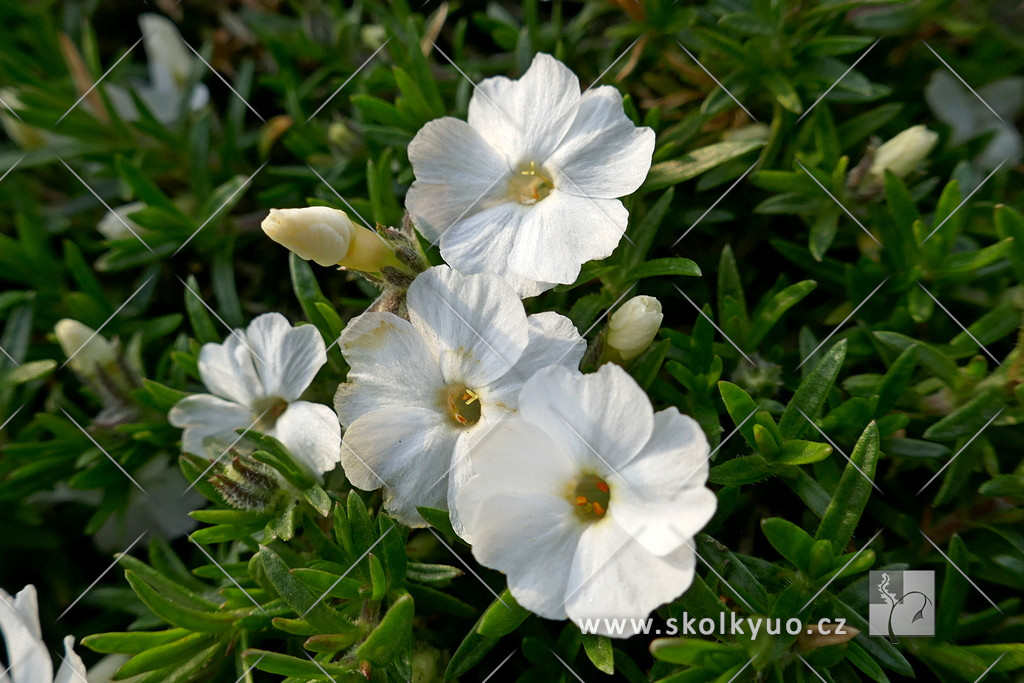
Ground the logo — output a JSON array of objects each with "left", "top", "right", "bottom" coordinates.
[{"left": 869, "top": 570, "right": 935, "bottom": 638}]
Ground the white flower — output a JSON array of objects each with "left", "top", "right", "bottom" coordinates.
[
  {"left": 97, "top": 202, "right": 147, "bottom": 241},
  {"left": 335, "top": 265, "right": 586, "bottom": 526},
  {"left": 406, "top": 53, "right": 655, "bottom": 297},
  {"left": 261, "top": 207, "right": 397, "bottom": 271},
  {"left": 168, "top": 313, "right": 341, "bottom": 478},
  {"left": 454, "top": 364, "right": 717, "bottom": 637},
  {"left": 0, "top": 584, "right": 87, "bottom": 683},
  {"left": 54, "top": 319, "right": 117, "bottom": 376},
  {"left": 606, "top": 295, "right": 663, "bottom": 361},
  {"left": 868, "top": 125, "right": 939, "bottom": 179}
]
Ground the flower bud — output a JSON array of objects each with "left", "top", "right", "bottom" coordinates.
[
  {"left": 98, "top": 202, "right": 146, "bottom": 241},
  {"left": 139, "top": 14, "right": 193, "bottom": 88},
  {"left": 262, "top": 206, "right": 398, "bottom": 272},
  {"left": 868, "top": 125, "right": 939, "bottom": 179},
  {"left": 55, "top": 319, "right": 117, "bottom": 376},
  {"left": 606, "top": 295, "right": 663, "bottom": 361}
]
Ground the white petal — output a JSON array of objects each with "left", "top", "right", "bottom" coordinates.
[
  {"left": 565, "top": 520, "right": 697, "bottom": 637},
  {"left": 0, "top": 586, "right": 52, "bottom": 683},
  {"left": 197, "top": 332, "right": 262, "bottom": 406},
  {"left": 244, "top": 313, "right": 326, "bottom": 402},
  {"left": 545, "top": 86, "right": 655, "bottom": 199},
  {"left": 482, "top": 312, "right": 586, "bottom": 410},
  {"left": 518, "top": 364, "right": 653, "bottom": 474},
  {"left": 335, "top": 312, "right": 444, "bottom": 426},
  {"left": 437, "top": 201, "right": 555, "bottom": 297},
  {"left": 340, "top": 407, "right": 459, "bottom": 526},
  {"left": 407, "top": 267, "right": 528, "bottom": 387},
  {"left": 508, "top": 191, "right": 628, "bottom": 285},
  {"left": 54, "top": 636, "right": 88, "bottom": 683},
  {"left": 168, "top": 394, "right": 253, "bottom": 457},
  {"left": 925, "top": 71, "right": 979, "bottom": 145},
  {"left": 406, "top": 117, "right": 510, "bottom": 244},
  {"left": 271, "top": 401, "right": 342, "bottom": 478},
  {"left": 467, "top": 53, "right": 581, "bottom": 166}
]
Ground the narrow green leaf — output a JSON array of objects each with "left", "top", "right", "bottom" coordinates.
[
  {"left": 815, "top": 422, "right": 880, "bottom": 551},
  {"left": 644, "top": 140, "right": 764, "bottom": 191},
  {"left": 779, "top": 339, "right": 847, "bottom": 439},
  {"left": 476, "top": 589, "right": 529, "bottom": 637},
  {"left": 582, "top": 634, "right": 615, "bottom": 674},
  {"left": 357, "top": 592, "right": 415, "bottom": 665}
]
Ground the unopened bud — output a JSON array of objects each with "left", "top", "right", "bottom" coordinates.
[
  {"left": 98, "top": 202, "right": 146, "bottom": 241},
  {"left": 55, "top": 319, "right": 117, "bottom": 376},
  {"left": 868, "top": 125, "right": 939, "bottom": 179},
  {"left": 261, "top": 207, "right": 399, "bottom": 272},
  {"left": 606, "top": 296, "right": 663, "bottom": 361}
]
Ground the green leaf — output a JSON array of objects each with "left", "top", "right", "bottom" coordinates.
[
  {"left": 124, "top": 571, "right": 234, "bottom": 633},
  {"left": 82, "top": 629, "right": 190, "bottom": 654},
  {"left": 407, "top": 562, "right": 463, "bottom": 584},
  {"left": 626, "top": 339, "right": 671, "bottom": 390},
  {"left": 357, "top": 592, "right": 415, "bottom": 665},
  {"left": 748, "top": 280, "right": 816, "bottom": 347},
  {"left": 243, "top": 649, "right": 355, "bottom": 678},
  {"left": 476, "top": 589, "right": 530, "bottom": 637},
  {"left": 815, "top": 422, "right": 880, "bottom": 551},
  {"left": 416, "top": 506, "right": 457, "bottom": 538},
  {"left": 0, "top": 359, "right": 56, "bottom": 388},
  {"left": 772, "top": 440, "right": 833, "bottom": 465},
  {"left": 626, "top": 258, "right": 701, "bottom": 280},
  {"left": 718, "top": 381, "right": 759, "bottom": 450},
  {"left": 709, "top": 455, "right": 772, "bottom": 485},
  {"left": 923, "top": 387, "right": 1003, "bottom": 441},
  {"left": 936, "top": 534, "right": 969, "bottom": 641},
  {"left": 650, "top": 637, "right": 744, "bottom": 666},
  {"left": 115, "top": 633, "right": 216, "bottom": 678},
  {"left": 765, "top": 71, "right": 803, "bottom": 113},
  {"left": 761, "top": 518, "right": 815, "bottom": 570},
  {"left": 644, "top": 140, "right": 764, "bottom": 191},
  {"left": 256, "top": 546, "right": 353, "bottom": 634},
  {"left": 874, "top": 344, "right": 918, "bottom": 417},
  {"left": 779, "top": 339, "right": 847, "bottom": 439},
  {"left": 182, "top": 275, "right": 220, "bottom": 344},
  {"left": 445, "top": 629, "right": 501, "bottom": 680},
  {"left": 582, "top": 634, "right": 615, "bottom": 674}
]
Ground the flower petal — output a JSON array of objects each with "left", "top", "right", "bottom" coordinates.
[
  {"left": 407, "top": 266, "right": 529, "bottom": 387},
  {"left": 197, "top": 332, "right": 262, "bottom": 406},
  {"left": 407, "top": 117, "right": 510, "bottom": 244},
  {"left": 507, "top": 190, "right": 628, "bottom": 285},
  {"left": 518, "top": 364, "right": 653, "bottom": 475},
  {"left": 0, "top": 586, "right": 52, "bottom": 683},
  {"left": 168, "top": 394, "right": 253, "bottom": 457},
  {"left": 468, "top": 53, "right": 581, "bottom": 166},
  {"left": 340, "top": 407, "right": 459, "bottom": 526},
  {"left": 246, "top": 313, "right": 326, "bottom": 402},
  {"left": 482, "top": 312, "right": 586, "bottom": 410},
  {"left": 545, "top": 86, "right": 656, "bottom": 199},
  {"left": 54, "top": 636, "right": 88, "bottom": 683},
  {"left": 335, "top": 312, "right": 444, "bottom": 426},
  {"left": 272, "top": 400, "right": 342, "bottom": 478},
  {"left": 565, "top": 520, "right": 697, "bottom": 636}
]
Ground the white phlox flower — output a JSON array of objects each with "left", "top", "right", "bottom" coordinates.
[
  {"left": 455, "top": 363, "right": 717, "bottom": 638},
  {"left": 169, "top": 313, "right": 341, "bottom": 478},
  {"left": 334, "top": 265, "right": 586, "bottom": 526},
  {"left": 0, "top": 585, "right": 87, "bottom": 683},
  {"left": 406, "top": 53, "right": 655, "bottom": 297}
]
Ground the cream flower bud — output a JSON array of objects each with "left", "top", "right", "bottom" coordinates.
[
  {"left": 139, "top": 14, "right": 193, "bottom": 87},
  {"left": 607, "top": 295, "right": 663, "bottom": 361},
  {"left": 98, "top": 202, "right": 146, "bottom": 241},
  {"left": 868, "top": 125, "right": 939, "bottom": 179},
  {"left": 262, "top": 206, "right": 397, "bottom": 271},
  {"left": 55, "top": 319, "right": 117, "bottom": 375}
]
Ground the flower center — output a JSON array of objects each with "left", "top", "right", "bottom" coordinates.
[
  {"left": 572, "top": 474, "right": 611, "bottom": 521},
  {"left": 507, "top": 161, "right": 553, "bottom": 205},
  {"left": 253, "top": 397, "right": 289, "bottom": 431},
  {"left": 444, "top": 385, "right": 482, "bottom": 427}
]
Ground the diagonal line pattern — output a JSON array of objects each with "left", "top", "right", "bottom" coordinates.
[
  {"left": 299, "top": 528, "right": 391, "bottom": 618},
  {"left": 550, "top": 649, "right": 586, "bottom": 683},
  {"left": 304, "top": 652, "right": 338, "bottom": 683},
  {"left": 684, "top": 539, "right": 756, "bottom": 613},
  {"left": 60, "top": 159, "right": 155, "bottom": 254},
  {"left": 795, "top": 39, "right": 880, "bottom": 125},
  {"left": 973, "top": 652, "right": 1007, "bottom": 683},
  {"left": 55, "top": 652, "right": 88, "bottom": 683},
  {"left": 921, "top": 531, "right": 1003, "bottom": 613},
  {"left": 177, "top": 276, "right": 266, "bottom": 365},
  {"left": 182, "top": 406, "right": 274, "bottom": 495},
  {"left": 670, "top": 160, "right": 759, "bottom": 249},
  {"left": 671, "top": 283, "right": 756, "bottom": 366},
  {"left": 675, "top": 41, "right": 757, "bottom": 121},
  {"left": 560, "top": 532, "right": 635, "bottom": 610},
  {"left": 0, "top": 155, "right": 25, "bottom": 185},
  {"left": 179, "top": 38, "right": 264, "bottom": 121},
  {"left": 428, "top": 527, "right": 509, "bottom": 608},
  {"left": 916, "top": 407, "right": 1005, "bottom": 495},
  {"left": 796, "top": 653, "right": 828, "bottom": 683},
  {"left": 796, "top": 407, "right": 883, "bottom": 495},
  {"left": 916, "top": 282, "right": 1001, "bottom": 365},
  {"left": 307, "top": 38, "right": 393, "bottom": 122},
  {"left": 920, "top": 161, "right": 1006, "bottom": 244},
  {"left": 481, "top": 651, "right": 516, "bottom": 683},
  {"left": 726, "top": 657, "right": 756, "bottom": 683},
  {"left": 174, "top": 162, "right": 268, "bottom": 255},
  {"left": 426, "top": 172, "right": 508, "bottom": 249},
  {"left": 584, "top": 36, "right": 643, "bottom": 94},
  {"left": 341, "top": 440, "right": 387, "bottom": 487},
  {"left": 799, "top": 529, "right": 883, "bottom": 613},
  {"left": 796, "top": 276, "right": 889, "bottom": 370},
  {"left": 922, "top": 41, "right": 1006, "bottom": 124},
  {"left": 0, "top": 404, "right": 27, "bottom": 433},
  {"left": 189, "top": 538, "right": 268, "bottom": 614},
  {"left": 234, "top": 655, "right": 264, "bottom": 683},
  {"left": 306, "top": 164, "right": 375, "bottom": 230},
  {"left": 794, "top": 159, "right": 880, "bottom": 246},
  {"left": 58, "top": 531, "right": 147, "bottom": 619},
  {"left": 60, "top": 275, "right": 155, "bottom": 370},
  {"left": 56, "top": 37, "right": 144, "bottom": 124},
  {"left": 60, "top": 407, "right": 147, "bottom": 493}
]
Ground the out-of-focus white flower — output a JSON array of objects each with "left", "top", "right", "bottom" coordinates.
[
  {"left": 97, "top": 202, "right": 147, "bottom": 241},
  {"left": 406, "top": 53, "right": 655, "bottom": 297},
  {"left": 868, "top": 125, "right": 939, "bottom": 179},
  {"left": 360, "top": 25, "right": 388, "bottom": 51},
  {"left": 55, "top": 319, "right": 117, "bottom": 376},
  {"left": 606, "top": 295, "right": 663, "bottom": 361},
  {"left": 335, "top": 265, "right": 586, "bottom": 526},
  {"left": 106, "top": 14, "right": 209, "bottom": 124},
  {"left": 0, "top": 584, "right": 88, "bottom": 683},
  {"left": 925, "top": 70, "right": 1023, "bottom": 172},
  {"left": 168, "top": 313, "right": 341, "bottom": 478},
  {"left": 455, "top": 364, "right": 717, "bottom": 637},
  {"left": 261, "top": 207, "right": 398, "bottom": 271},
  {"left": 0, "top": 89, "right": 56, "bottom": 150}
]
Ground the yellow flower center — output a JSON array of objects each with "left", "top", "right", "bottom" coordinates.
[
  {"left": 253, "top": 397, "right": 288, "bottom": 431},
  {"left": 444, "top": 385, "right": 482, "bottom": 427},
  {"left": 571, "top": 474, "right": 611, "bottom": 521},
  {"left": 507, "top": 161, "right": 554, "bottom": 205}
]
